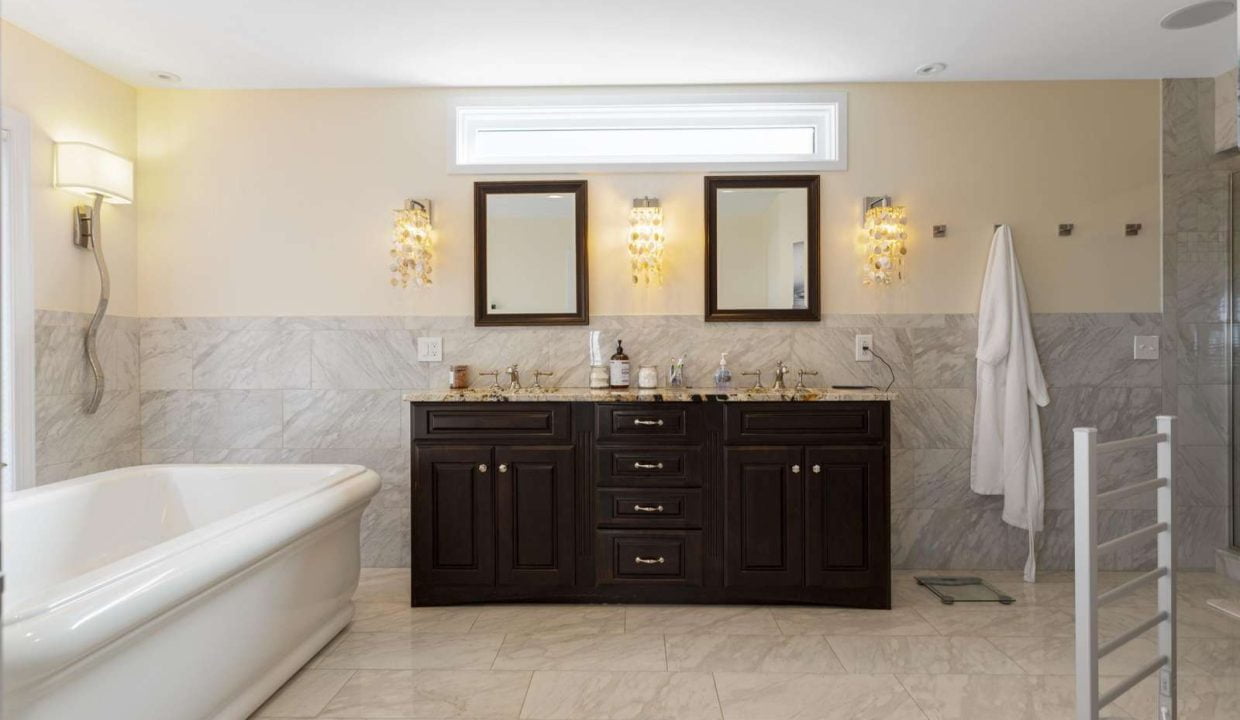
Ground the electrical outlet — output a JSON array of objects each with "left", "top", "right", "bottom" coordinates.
[
  {"left": 417, "top": 336, "right": 443, "bottom": 362},
  {"left": 1133, "top": 335, "right": 1159, "bottom": 361},
  {"left": 855, "top": 334, "right": 873, "bottom": 362}
]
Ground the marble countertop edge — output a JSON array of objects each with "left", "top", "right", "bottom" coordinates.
[{"left": 402, "top": 387, "right": 896, "bottom": 403}]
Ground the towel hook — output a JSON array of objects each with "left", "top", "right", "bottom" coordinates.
[
  {"left": 1058, "top": 223, "right": 1074, "bottom": 237},
  {"left": 933, "top": 225, "right": 947, "bottom": 238},
  {"left": 1125, "top": 223, "right": 1142, "bottom": 236}
]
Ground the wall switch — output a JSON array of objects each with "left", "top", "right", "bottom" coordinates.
[
  {"left": 855, "top": 334, "right": 874, "bottom": 362},
  {"left": 1133, "top": 335, "right": 1159, "bottom": 361},
  {"left": 417, "top": 336, "right": 443, "bottom": 362}
]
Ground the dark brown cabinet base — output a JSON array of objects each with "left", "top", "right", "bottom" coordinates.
[{"left": 410, "top": 401, "right": 890, "bottom": 608}]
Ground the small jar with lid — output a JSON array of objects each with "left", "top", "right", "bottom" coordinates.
[
  {"left": 637, "top": 365, "right": 658, "bottom": 389},
  {"left": 449, "top": 365, "right": 469, "bottom": 389}
]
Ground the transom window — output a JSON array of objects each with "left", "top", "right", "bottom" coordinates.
[{"left": 452, "top": 96, "right": 846, "bottom": 173}]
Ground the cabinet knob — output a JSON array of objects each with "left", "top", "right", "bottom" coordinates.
[
  {"left": 634, "top": 556, "right": 666, "bottom": 565},
  {"left": 812, "top": 464, "right": 821, "bottom": 474},
  {"left": 478, "top": 463, "right": 488, "bottom": 473},
  {"left": 498, "top": 464, "right": 508, "bottom": 473},
  {"left": 791, "top": 464, "right": 801, "bottom": 474}
]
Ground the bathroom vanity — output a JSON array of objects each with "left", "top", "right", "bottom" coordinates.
[{"left": 406, "top": 389, "right": 893, "bottom": 609}]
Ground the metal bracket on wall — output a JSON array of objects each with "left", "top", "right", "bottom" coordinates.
[
  {"left": 1126, "top": 223, "right": 1142, "bottom": 236},
  {"left": 932, "top": 225, "right": 947, "bottom": 238},
  {"left": 1058, "top": 223, "right": 1074, "bottom": 237}
]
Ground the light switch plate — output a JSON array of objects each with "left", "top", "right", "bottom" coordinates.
[
  {"left": 417, "top": 336, "right": 443, "bottom": 362},
  {"left": 855, "top": 334, "right": 873, "bottom": 362},
  {"left": 1133, "top": 335, "right": 1159, "bottom": 361}
]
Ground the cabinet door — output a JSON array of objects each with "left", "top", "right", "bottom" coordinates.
[
  {"left": 804, "top": 447, "right": 886, "bottom": 589},
  {"left": 495, "top": 446, "right": 575, "bottom": 586},
  {"left": 723, "top": 446, "right": 803, "bottom": 587},
  {"left": 413, "top": 446, "right": 495, "bottom": 586}
]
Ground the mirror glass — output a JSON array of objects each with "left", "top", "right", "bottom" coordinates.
[
  {"left": 706, "top": 176, "right": 819, "bottom": 321},
  {"left": 716, "top": 188, "right": 809, "bottom": 310},
  {"left": 475, "top": 181, "right": 588, "bottom": 325},
  {"left": 486, "top": 194, "right": 577, "bottom": 314}
]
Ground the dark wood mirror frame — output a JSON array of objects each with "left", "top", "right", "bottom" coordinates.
[
  {"left": 474, "top": 180, "right": 589, "bottom": 326},
  {"left": 704, "top": 175, "right": 821, "bottom": 322}
]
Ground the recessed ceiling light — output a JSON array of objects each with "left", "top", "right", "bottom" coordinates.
[
  {"left": 915, "top": 62, "right": 948, "bottom": 76},
  {"left": 151, "top": 71, "right": 182, "bottom": 83},
  {"left": 1160, "top": 0, "right": 1235, "bottom": 29}
]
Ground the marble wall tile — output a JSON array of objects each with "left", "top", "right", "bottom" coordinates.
[
  {"left": 1177, "top": 384, "right": 1229, "bottom": 446},
  {"left": 1178, "top": 507, "right": 1231, "bottom": 568},
  {"left": 890, "top": 508, "right": 1025, "bottom": 569},
  {"left": 139, "top": 329, "right": 193, "bottom": 390},
  {"left": 1041, "top": 387, "right": 1162, "bottom": 449},
  {"left": 1163, "top": 78, "right": 1212, "bottom": 172},
  {"left": 793, "top": 327, "right": 911, "bottom": 390},
  {"left": 360, "top": 506, "right": 411, "bottom": 568},
  {"left": 139, "top": 390, "right": 193, "bottom": 449},
  {"left": 142, "top": 449, "right": 193, "bottom": 464},
  {"left": 193, "top": 448, "right": 315, "bottom": 463},
  {"left": 1177, "top": 322, "right": 1229, "bottom": 386},
  {"left": 192, "top": 330, "right": 311, "bottom": 389},
  {"left": 35, "top": 390, "right": 140, "bottom": 467},
  {"left": 890, "top": 389, "right": 973, "bottom": 449},
  {"left": 902, "top": 449, "right": 987, "bottom": 510},
  {"left": 311, "top": 448, "right": 410, "bottom": 509},
  {"left": 1165, "top": 169, "right": 1230, "bottom": 235},
  {"left": 1036, "top": 324, "right": 1161, "bottom": 389},
  {"left": 191, "top": 390, "right": 284, "bottom": 449},
  {"left": 283, "top": 390, "right": 402, "bottom": 448},
  {"left": 909, "top": 325, "right": 975, "bottom": 389},
  {"left": 1038, "top": 509, "right": 1157, "bottom": 571},
  {"left": 36, "top": 317, "right": 139, "bottom": 395},
  {"left": 1177, "top": 445, "right": 1230, "bottom": 508},
  {"left": 35, "top": 449, "right": 140, "bottom": 485},
  {"left": 311, "top": 330, "right": 424, "bottom": 389},
  {"left": 1043, "top": 446, "right": 1158, "bottom": 511}
]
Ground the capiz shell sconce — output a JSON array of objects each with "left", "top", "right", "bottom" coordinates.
[
  {"left": 628, "top": 197, "right": 665, "bottom": 285},
  {"left": 391, "top": 199, "right": 433, "bottom": 288}
]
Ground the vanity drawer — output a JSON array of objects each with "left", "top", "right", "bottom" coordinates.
[
  {"left": 725, "top": 402, "right": 886, "bottom": 444},
  {"left": 595, "top": 405, "right": 703, "bottom": 444},
  {"left": 413, "top": 403, "right": 570, "bottom": 443},
  {"left": 596, "top": 531, "right": 703, "bottom": 584},
  {"left": 596, "top": 447, "right": 702, "bottom": 487},
  {"left": 597, "top": 489, "right": 703, "bottom": 528}
]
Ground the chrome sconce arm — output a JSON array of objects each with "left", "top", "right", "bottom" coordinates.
[{"left": 74, "top": 193, "right": 110, "bottom": 414}]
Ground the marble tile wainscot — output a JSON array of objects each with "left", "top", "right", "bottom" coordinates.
[{"left": 124, "top": 312, "right": 1185, "bottom": 572}]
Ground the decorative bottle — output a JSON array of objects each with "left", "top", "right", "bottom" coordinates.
[{"left": 609, "top": 340, "right": 631, "bottom": 389}]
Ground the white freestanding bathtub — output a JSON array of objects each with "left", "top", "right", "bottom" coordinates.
[{"left": 2, "top": 464, "right": 381, "bottom": 720}]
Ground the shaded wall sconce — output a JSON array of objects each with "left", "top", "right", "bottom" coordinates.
[
  {"left": 628, "top": 196, "right": 665, "bottom": 285},
  {"left": 53, "top": 142, "right": 133, "bottom": 414},
  {"left": 390, "top": 199, "right": 433, "bottom": 287},
  {"left": 861, "top": 196, "right": 907, "bottom": 286}
]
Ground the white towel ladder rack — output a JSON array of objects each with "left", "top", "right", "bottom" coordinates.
[{"left": 1074, "top": 415, "right": 1176, "bottom": 720}]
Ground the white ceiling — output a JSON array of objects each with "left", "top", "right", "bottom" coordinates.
[{"left": 4, "top": 0, "right": 1236, "bottom": 89}]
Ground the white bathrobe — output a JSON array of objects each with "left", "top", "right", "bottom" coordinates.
[{"left": 970, "top": 225, "right": 1050, "bottom": 582}]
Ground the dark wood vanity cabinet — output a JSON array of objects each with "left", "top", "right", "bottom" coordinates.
[{"left": 410, "top": 400, "right": 890, "bottom": 608}]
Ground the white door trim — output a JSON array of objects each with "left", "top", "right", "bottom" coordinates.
[{"left": 2, "top": 107, "right": 37, "bottom": 491}]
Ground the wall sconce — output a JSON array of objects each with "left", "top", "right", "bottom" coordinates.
[
  {"left": 861, "top": 196, "right": 907, "bottom": 286},
  {"left": 53, "top": 142, "right": 133, "bottom": 414},
  {"left": 628, "top": 197, "right": 665, "bottom": 285},
  {"left": 390, "top": 199, "right": 433, "bottom": 287}
]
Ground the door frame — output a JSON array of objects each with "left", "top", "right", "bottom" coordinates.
[{"left": 1, "top": 107, "right": 35, "bottom": 492}]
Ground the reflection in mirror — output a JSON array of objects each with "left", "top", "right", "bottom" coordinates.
[
  {"left": 716, "top": 188, "right": 809, "bottom": 310},
  {"left": 486, "top": 193, "right": 576, "bottom": 314},
  {"left": 706, "top": 176, "right": 820, "bottom": 322},
  {"left": 474, "top": 181, "right": 588, "bottom": 326}
]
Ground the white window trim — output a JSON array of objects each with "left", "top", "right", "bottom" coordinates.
[
  {"left": 2, "top": 107, "right": 36, "bottom": 491},
  {"left": 449, "top": 90, "right": 847, "bottom": 174}
]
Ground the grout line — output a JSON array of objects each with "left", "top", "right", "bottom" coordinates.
[
  {"left": 515, "top": 669, "right": 537, "bottom": 720},
  {"left": 709, "top": 670, "right": 726, "bottom": 720},
  {"left": 892, "top": 673, "right": 933, "bottom": 720},
  {"left": 309, "top": 668, "right": 356, "bottom": 720}
]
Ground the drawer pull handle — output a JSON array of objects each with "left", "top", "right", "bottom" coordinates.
[
  {"left": 633, "top": 504, "right": 665, "bottom": 513},
  {"left": 791, "top": 464, "right": 801, "bottom": 474},
  {"left": 633, "top": 418, "right": 665, "bottom": 427},
  {"left": 478, "top": 464, "right": 488, "bottom": 473},
  {"left": 633, "top": 461, "right": 664, "bottom": 470},
  {"left": 812, "top": 464, "right": 821, "bottom": 474},
  {"left": 634, "top": 556, "right": 666, "bottom": 564}
]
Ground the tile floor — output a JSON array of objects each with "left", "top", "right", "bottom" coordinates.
[{"left": 251, "top": 569, "right": 1240, "bottom": 719}]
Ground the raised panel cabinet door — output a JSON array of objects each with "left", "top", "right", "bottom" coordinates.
[
  {"left": 413, "top": 446, "right": 495, "bottom": 586},
  {"left": 804, "top": 447, "right": 887, "bottom": 589},
  {"left": 723, "top": 446, "right": 804, "bottom": 587},
  {"left": 495, "top": 446, "right": 575, "bottom": 586}
]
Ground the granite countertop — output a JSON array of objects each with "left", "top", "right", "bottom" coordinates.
[{"left": 403, "top": 387, "right": 896, "bottom": 403}]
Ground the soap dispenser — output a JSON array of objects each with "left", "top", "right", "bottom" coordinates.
[{"left": 713, "top": 352, "right": 733, "bottom": 391}]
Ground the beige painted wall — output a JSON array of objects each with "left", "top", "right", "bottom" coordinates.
[
  {"left": 1, "top": 21, "right": 138, "bottom": 316},
  {"left": 136, "top": 81, "right": 1161, "bottom": 317}
]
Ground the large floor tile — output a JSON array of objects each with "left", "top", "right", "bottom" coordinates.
[
  {"left": 773, "top": 608, "right": 939, "bottom": 636},
  {"left": 989, "top": 635, "right": 1209, "bottom": 677},
  {"left": 625, "top": 605, "right": 780, "bottom": 635},
  {"left": 1179, "top": 637, "right": 1240, "bottom": 676},
  {"left": 493, "top": 633, "right": 667, "bottom": 671},
  {"left": 316, "top": 632, "right": 504, "bottom": 670},
  {"left": 350, "top": 603, "right": 481, "bottom": 633},
  {"left": 896, "top": 674, "right": 1127, "bottom": 720},
  {"left": 253, "top": 668, "right": 355, "bottom": 717},
  {"left": 915, "top": 607, "right": 1074, "bottom": 637},
  {"left": 519, "top": 670, "right": 721, "bottom": 720},
  {"left": 470, "top": 606, "right": 625, "bottom": 636},
  {"left": 828, "top": 636, "right": 1022, "bottom": 675},
  {"left": 665, "top": 634, "right": 845, "bottom": 673},
  {"left": 1111, "top": 674, "right": 1240, "bottom": 720},
  {"left": 320, "top": 669, "right": 532, "bottom": 718},
  {"left": 713, "top": 671, "right": 926, "bottom": 720},
  {"left": 355, "top": 568, "right": 412, "bottom": 604}
]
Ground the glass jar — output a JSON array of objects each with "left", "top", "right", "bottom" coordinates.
[
  {"left": 637, "top": 365, "right": 658, "bottom": 389},
  {"left": 449, "top": 365, "right": 469, "bottom": 389}
]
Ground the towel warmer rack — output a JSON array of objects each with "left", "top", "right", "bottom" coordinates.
[{"left": 1074, "top": 416, "right": 1175, "bottom": 720}]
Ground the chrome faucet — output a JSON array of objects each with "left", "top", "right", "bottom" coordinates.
[
  {"left": 772, "top": 361, "right": 790, "bottom": 391},
  {"left": 504, "top": 364, "right": 522, "bottom": 391}
]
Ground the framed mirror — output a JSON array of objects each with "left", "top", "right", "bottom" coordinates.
[
  {"left": 705, "top": 175, "right": 820, "bottom": 322},
  {"left": 474, "top": 180, "right": 589, "bottom": 326}
]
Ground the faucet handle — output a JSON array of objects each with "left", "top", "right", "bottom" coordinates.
[
  {"left": 741, "top": 370, "right": 764, "bottom": 389},
  {"left": 796, "top": 369, "right": 819, "bottom": 391},
  {"left": 478, "top": 370, "right": 501, "bottom": 390},
  {"left": 533, "top": 370, "right": 553, "bottom": 389}
]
